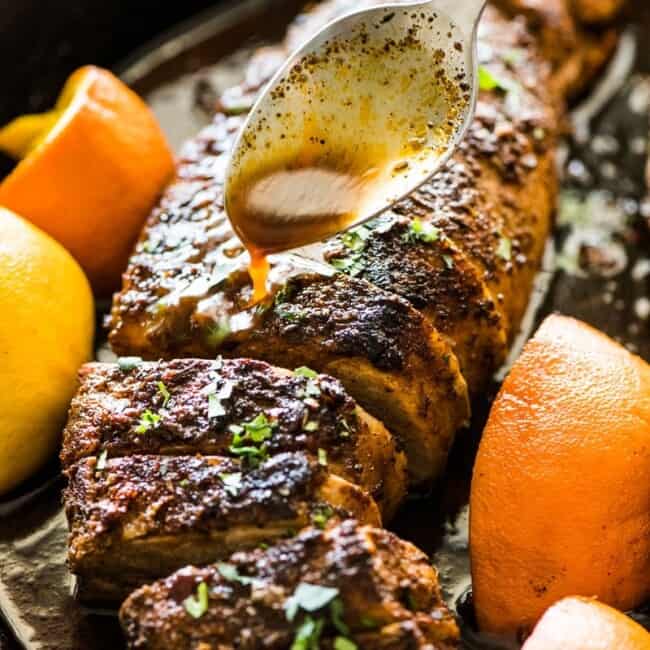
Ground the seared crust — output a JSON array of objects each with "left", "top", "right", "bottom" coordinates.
[
  {"left": 65, "top": 453, "right": 381, "bottom": 601},
  {"left": 109, "top": 0, "right": 621, "bottom": 485},
  {"left": 236, "top": 274, "right": 470, "bottom": 484},
  {"left": 61, "top": 358, "right": 407, "bottom": 518},
  {"left": 120, "top": 520, "right": 460, "bottom": 649},
  {"left": 111, "top": 242, "right": 470, "bottom": 485}
]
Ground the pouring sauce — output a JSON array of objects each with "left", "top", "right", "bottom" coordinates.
[{"left": 224, "top": 8, "right": 470, "bottom": 300}]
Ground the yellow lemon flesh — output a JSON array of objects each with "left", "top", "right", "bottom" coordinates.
[{"left": 0, "top": 207, "right": 94, "bottom": 495}]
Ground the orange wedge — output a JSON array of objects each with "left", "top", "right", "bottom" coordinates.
[
  {"left": 0, "top": 66, "right": 174, "bottom": 295},
  {"left": 470, "top": 314, "right": 650, "bottom": 637},
  {"left": 522, "top": 597, "right": 650, "bottom": 650}
]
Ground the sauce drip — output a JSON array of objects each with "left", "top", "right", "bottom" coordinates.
[
  {"left": 224, "top": 7, "right": 469, "bottom": 301},
  {"left": 228, "top": 157, "right": 391, "bottom": 300}
]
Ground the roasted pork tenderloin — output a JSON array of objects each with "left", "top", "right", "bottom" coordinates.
[
  {"left": 108, "top": 0, "right": 621, "bottom": 486},
  {"left": 66, "top": 453, "right": 380, "bottom": 602},
  {"left": 120, "top": 520, "right": 460, "bottom": 650},
  {"left": 61, "top": 358, "right": 407, "bottom": 518},
  {"left": 62, "top": 359, "right": 397, "bottom": 601}
]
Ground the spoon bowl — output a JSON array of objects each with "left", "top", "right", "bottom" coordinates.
[{"left": 225, "top": 0, "right": 487, "bottom": 258}]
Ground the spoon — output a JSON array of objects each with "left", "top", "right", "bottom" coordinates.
[{"left": 224, "top": 0, "right": 487, "bottom": 299}]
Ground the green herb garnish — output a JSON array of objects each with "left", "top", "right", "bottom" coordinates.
[
  {"left": 157, "top": 381, "right": 171, "bottom": 407},
  {"left": 206, "top": 319, "right": 231, "bottom": 347},
  {"left": 478, "top": 65, "right": 509, "bottom": 92},
  {"left": 285, "top": 583, "right": 340, "bottom": 622},
  {"left": 286, "top": 586, "right": 357, "bottom": 650},
  {"left": 311, "top": 504, "right": 334, "bottom": 530},
  {"left": 219, "top": 472, "right": 242, "bottom": 497},
  {"left": 216, "top": 562, "right": 261, "bottom": 587},
  {"left": 341, "top": 225, "right": 370, "bottom": 252},
  {"left": 207, "top": 379, "right": 233, "bottom": 419},
  {"left": 304, "top": 420, "right": 319, "bottom": 432},
  {"left": 291, "top": 616, "right": 324, "bottom": 650},
  {"left": 442, "top": 254, "right": 454, "bottom": 269},
  {"left": 117, "top": 357, "right": 142, "bottom": 371},
  {"left": 276, "top": 305, "right": 307, "bottom": 322},
  {"left": 330, "top": 598, "right": 349, "bottom": 635},
  {"left": 135, "top": 409, "right": 161, "bottom": 434},
  {"left": 317, "top": 448, "right": 328, "bottom": 466},
  {"left": 334, "top": 637, "right": 357, "bottom": 650},
  {"left": 406, "top": 218, "right": 440, "bottom": 244},
  {"left": 229, "top": 413, "right": 276, "bottom": 466},
  {"left": 497, "top": 236, "right": 512, "bottom": 262},
  {"left": 294, "top": 366, "right": 318, "bottom": 379},
  {"left": 338, "top": 419, "right": 352, "bottom": 438},
  {"left": 183, "top": 581, "right": 209, "bottom": 619},
  {"left": 360, "top": 615, "right": 380, "bottom": 629},
  {"left": 96, "top": 449, "right": 108, "bottom": 471}
]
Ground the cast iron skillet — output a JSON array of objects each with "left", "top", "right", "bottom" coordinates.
[{"left": 0, "top": 1, "right": 649, "bottom": 648}]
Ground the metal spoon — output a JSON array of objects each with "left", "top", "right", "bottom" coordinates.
[{"left": 224, "top": 0, "right": 487, "bottom": 258}]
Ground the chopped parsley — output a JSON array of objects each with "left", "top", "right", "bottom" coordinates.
[
  {"left": 317, "top": 448, "right": 328, "bottom": 466},
  {"left": 117, "top": 356, "right": 142, "bottom": 371},
  {"left": 183, "top": 581, "right": 209, "bottom": 619},
  {"left": 442, "top": 254, "right": 454, "bottom": 269},
  {"left": 328, "top": 225, "right": 372, "bottom": 277},
  {"left": 285, "top": 585, "right": 357, "bottom": 650},
  {"left": 295, "top": 368, "right": 322, "bottom": 401},
  {"left": 179, "top": 479, "right": 190, "bottom": 488},
  {"left": 157, "top": 381, "right": 171, "bottom": 408},
  {"left": 478, "top": 65, "right": 510, "bottom": 93},
  {"left": 311, "top": 504, "right": 334, "bottom": 530},
  {"left": 329, "top": 254, "right": 365, "bottom": 277},
  {"left": 216, "top": 562, "right": 262, "bottom": 587},
  {"left": 206, "top": 319, "right": 231, "bottom": 347},
  {"left": 330, "top": 598, "right": 349, "bottom": 635},
  {"left": 291, "top": 616, "right": 324, "bottom": 650},
  {"left": 285, "top": 583, "right": 340, "bottom": 622},
  {"left": 218, "top": 472, "right": 242, "bottom": 497},
  {"left": 341, "top": 225, "right": 370, "bottom": 252},
  {"left": 497, "top": 236, "right": 512, "bottom": 262},
  {"left": 302, "top": 382, "right": 321, "bottom": 400},
  {"left": 229, "top": 413, "right": 276, "bottom": 466},
  {"left": 207, "top": 379, "right": 234, "bottom": 419},
  {"left": 406, "top": 218, "right": 440, "bottom": 244},
  {"left": 360, "top": 615, "right": 380, "bottom": 629},
  {"left": 304, "top": 420, "right": 319, "bottom": 432},
  {"left": 96, "top": 449, "right": 108, "bottom": 471},
  {"left": 294, "top": 366, "right": 318, "bottom": 379},
  {"left": 135, "top": 409, "right": 161, "bottom": 434},
  {"left": 338, "top": 419, "right": 352, "bottom": 438},
  {"left": 276, "top": 303, "right": 307, "bottom": 322}
]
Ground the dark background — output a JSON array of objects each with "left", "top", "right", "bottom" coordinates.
[{"left": 0, "top": 0, "right": 224, "bottom": 125}]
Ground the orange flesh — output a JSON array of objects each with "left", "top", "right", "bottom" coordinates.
[
  {"left": 522, "top": 597, "right": 650, "bottom": 650},
  {"left": 0, "top": 66, "right": 174, "bottom": 295}
]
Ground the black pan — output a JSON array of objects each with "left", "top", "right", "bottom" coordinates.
[{"left": 0, "top": 1, "right": 649, "bottom": 648}]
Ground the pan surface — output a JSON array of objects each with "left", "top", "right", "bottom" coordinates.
[{"left": 0, "top": 1, "right": 649, "bottom": 648}]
